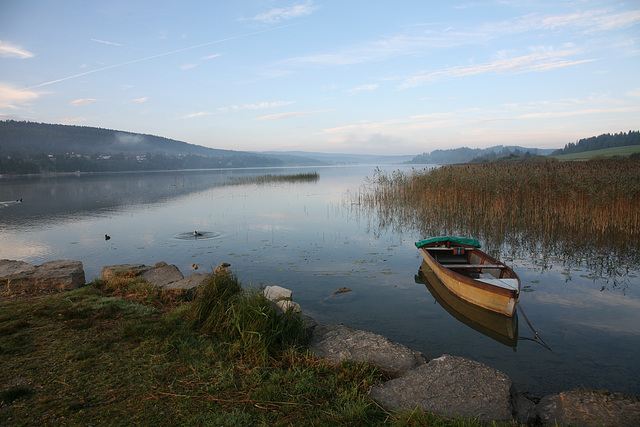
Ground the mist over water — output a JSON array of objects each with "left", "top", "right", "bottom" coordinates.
[{"left": 1, "top": 165, "right": 639, "bottom": 397}]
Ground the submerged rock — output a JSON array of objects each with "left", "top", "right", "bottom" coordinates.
[{"left": 537, "top": 389, "right": 640, "bottom": 426}]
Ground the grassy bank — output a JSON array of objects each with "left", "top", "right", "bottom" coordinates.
[
  {"left": 552, "top": 145, "right": 640, "bottom": 161},
  {"left": 1, "top": 272, "right": 486, "bottom": 426}
]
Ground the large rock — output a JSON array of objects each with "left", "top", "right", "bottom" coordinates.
[
  {"left": 141, "top": 262, "right": 184, "bottom": 286},
  {"left": 369, "top": 354, "right": 518, "bottom": 424},
  {"left": 101, "top": 262, "right": 185, "bottom": 287},
  {"left": 0, "top": 259, "right": 85, "bottom": 293},
  {"left": 161, "top": 272, "right": 212, "bottom": 290},
  {"left": 537, "top": 389, "right": 640, "bottom": 426},
  {"left": 263, "top": 285, "right": 301, "bottom": 313},
  {"left": 101, "top": 264, "right": 151, "bottom": 281},
  {"left": 309, "top": 323, "right": 427, "bottom": 373}
]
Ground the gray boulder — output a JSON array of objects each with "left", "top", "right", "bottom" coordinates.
[
  {"left": 537, "top": 389, "right": 640, "bottom": 426},
  {"left": 101, "top": 262, "right": 187, "bottom": 288},
  {"left": 369, "top": 354, "right": 519, "bottom": 424},
  {"left": 161, "top": 272, "right": 212, "bottom": 290},
  {"left": 263, "top": 285, "right": 301, "bottom": 313},
  {"left": 101, "top": 263, "right": 150, "bottom": 281},
  {"left": 309, "top": 323, "right": 427, "bottom": 373},
  {"left": 141, "top": 261, "right": 184, "bottom": 286},
  {"left": 0, "top": 259, "right": 85, "bottom": 293}
]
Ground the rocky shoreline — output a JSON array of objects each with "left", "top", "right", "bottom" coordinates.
[{"left": 2, "top": 259, "right": 639, "bottom": 426}]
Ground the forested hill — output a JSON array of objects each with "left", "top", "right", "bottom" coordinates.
[
  {"left": 407, "top": 145, "right": 555, "bottom": 164},
  {"left": 551, "top": 131, "right": 639, "bottom": 156},
  {"left": 0, "top": 120, "right": 324, "bottom": 174},
  {"left": 0, "top": 120, "right": 234, "bottom": 156}
]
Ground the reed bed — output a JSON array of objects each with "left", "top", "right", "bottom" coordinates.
[
  {"left": 355, "top": 159, "right": 640, "bottom": 264},
  {"left": 226, "top": 171, "right": 320, "bottom": 186}
]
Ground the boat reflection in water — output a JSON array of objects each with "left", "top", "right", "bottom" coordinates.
[{"left": 417, "top": 261, "right": 519, "bottom": 349}]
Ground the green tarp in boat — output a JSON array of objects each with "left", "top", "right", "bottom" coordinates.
[{"left": 415, "top": 236, "right": 481, "bottom": 249}]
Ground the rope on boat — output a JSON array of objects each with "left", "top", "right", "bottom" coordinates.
[{"left": 516, "top": 300, "right": 553, "bottom": 352}]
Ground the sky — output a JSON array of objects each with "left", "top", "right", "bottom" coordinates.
[{"left": 1, "top": 1, "right": 639, "bottom": 155}]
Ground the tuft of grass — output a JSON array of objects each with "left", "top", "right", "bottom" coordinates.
[{"left": 188, "top": 272, "right": 308, "bottom": 363}]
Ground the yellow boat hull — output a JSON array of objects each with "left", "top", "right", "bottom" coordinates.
[{"left": 420, "top": 248, "right": 519, "bottom": 317}]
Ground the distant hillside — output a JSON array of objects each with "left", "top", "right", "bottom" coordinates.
[
  {"left": 551, "top": 131, "right": 639, "bottom": 156},
  {"left": 407, "top": 145, "right": 555, "bottom": 164},
  {"left": 0, "top": 120, "right": 237, "bottom": 157},
  {"left": 258, "top": 151, "right": 414, "bottom": 165},
  {"left": 0, "top": 120, "right": 330, "bottom": 174}
]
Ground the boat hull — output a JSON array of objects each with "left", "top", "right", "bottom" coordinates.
[
  {"left": 417, "top": 262, "right": 518, "bottom": 348},
  {"left": 419, "top": 245, "right": 519, "bottom": 317}
]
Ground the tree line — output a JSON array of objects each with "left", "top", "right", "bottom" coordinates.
[
  {"left": 0, "top": 152, "right": 284, "bottom": 175},
  {"left": 551, "top": 131, "right": 639, "bottom": 155}
]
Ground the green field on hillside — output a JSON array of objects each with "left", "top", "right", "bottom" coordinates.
[{"left": 552, "top": 145, "right": 640, "bottom": 161}]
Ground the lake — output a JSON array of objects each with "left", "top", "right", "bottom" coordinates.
[{"left": 1, "top": 165, "right": 639, "bottom": 397}]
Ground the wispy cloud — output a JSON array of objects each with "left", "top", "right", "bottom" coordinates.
[
  {"left": 180, "top": 111, "right": 214, "bottom": 119},
  {"left": 91, "top": 38, "right": 123, "bottom": 46},
  {"left": 219, "top": 101, "right": 295, "bottom": 112},
  {"left": 180, "top": 101, "right": 296, "bottom": 119},
  {"left": 348, "top": 84, "right": 379, "bottom": 94},
  {"left": 202, "top": 53, "right": 222, "bottom": 60},
  {"left": 517, "top": 106, "right": 639, "bottom": 119},
  {"left": 525, "top": 10, "right": 640, "bottom": 33},
  {"left": 245, "top": 1, "right": 318, "bottom": 23},
  {"left": 0, "top": 83, "right": 39, "bottom": 108},
  {"left": 0, "top": 41, "right": 34, "bottom": 59},
  {"left": 62, "top": 117, "right": 86, "bottom": 124},
  {"left": 400, "top": 46, "right": 596, "bottom": 88},
  {"left": 130, "top": 97, "right": 147, "bottom": 103},
  {"left": 70, "top": 98, "right": 97, "bottom": 106},
  {"left": 23, "top": 25, "right": 294, "bottom": 90},
  {"left": 254, "top": 109, "right": 333, "bottom": 121},
  {"left": 180, "top": 63, "right": 198, "bottom": 70},
  {"left": 273, "top": 9, "right": 634, "bottom": 72}
]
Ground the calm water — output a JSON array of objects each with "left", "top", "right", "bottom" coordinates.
[{"left": 1, "top": 166, "right": 639, "bottom": 397}]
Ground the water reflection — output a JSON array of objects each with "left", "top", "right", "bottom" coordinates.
[
  {"left": 0, "top": 168, "right": 316, "bottom": 230},
  {"left": 347, "top": 168, "right": 640, "bottom": 291},
  {"left": 416, "top": 261, "right": 519, "bottom": 349},
  {"left": 1, "top": 165, "right": 639, "bottom": 396}
]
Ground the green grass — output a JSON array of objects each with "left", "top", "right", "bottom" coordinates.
[
  {"left": 552, "top": 145, "right": 640, "bottom": 161},
  {"left": 0, "top": 272, "right": 492, "bottom": 426}
]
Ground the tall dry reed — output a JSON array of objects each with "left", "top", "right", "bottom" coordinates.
[{"left": 356, "top": 159, "right": 640, "bottom": 260}]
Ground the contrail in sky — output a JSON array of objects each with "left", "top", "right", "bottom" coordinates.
[{"left": 23, "top": 24, "right": 296, "bottom": 90}]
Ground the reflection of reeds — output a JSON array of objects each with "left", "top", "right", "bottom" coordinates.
[
  {"left": 227, "top": 172, "right": 319, "bottom": 186},
  {"left": 356, "top": 160, "right": 640, "bottom": 261}
]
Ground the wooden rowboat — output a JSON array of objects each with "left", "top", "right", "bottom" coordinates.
[
  {"left": 415, "top": 237, "right": 520, "bottom": 317},
  {"left": 416, "top": 261, "right": 519, "bottom": 348}
]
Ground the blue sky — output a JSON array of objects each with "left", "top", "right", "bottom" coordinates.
[{"left": 1, "top": 1, "right": 639, "bottom": 155}]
